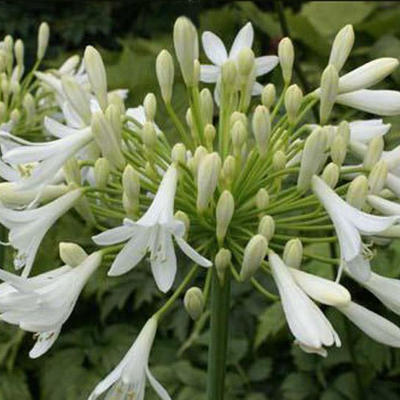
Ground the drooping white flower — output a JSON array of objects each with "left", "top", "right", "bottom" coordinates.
[
  {"left": 0, "top": 251, "right": 101, "bottom": 357},
  {"left": 337, "top": 301, "right": 400, "bottom": 347},
  {"left": 0, "top": 188, "right": 82, "bottom": 276},
  {"left": 312, "top": 176, "right": 399, "bottom": 281},
  {"left": 93, "top": 165, "right": 212, "bottom": 292},
  {"left": 269, "top": 252, "right": 340, "bottom": 357},
  {"left": 89, "top": 318, "right": 171, "bottom": 400},
  {"left": 200, "top": 22, "right": 278, "bottom": 98}
]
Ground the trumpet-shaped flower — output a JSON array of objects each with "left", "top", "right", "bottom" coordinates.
[
  {"left": 200, "top": 22, "right": 278, "bottom": 97},
  {"left": 0, "top": 251, "right": 101, "bottom": 357},
  {"left": 312, "top": 176, "right": 399, "bottom": 281},
  {"left": 0, "top": 188, "right": 82, "bottom": 275},
  {"left": 93, "top": 165, "right": 212, "bottom": 292},
  {"left": 269, "top": 252, "right": 340, "bottom": 357},
  {"left": 89, "top": 318, "right": 171, "bottom": 400}
]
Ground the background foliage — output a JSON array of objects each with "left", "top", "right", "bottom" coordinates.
[{"left": 1, "top": 1, "right": 400, "bottom": 399}]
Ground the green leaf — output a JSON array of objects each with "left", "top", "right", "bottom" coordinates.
[
  {"left": 248, "top": 357, "right": 273, "bottom": 382},
  {"left": 0, "top": 370, "right": 32, "bottom": 400},
  {"left": 281, "top": 372, "right": 318, "bottom": 400},
  {"left": 332, "top": 372, "right": 359, "bottom": 400}
]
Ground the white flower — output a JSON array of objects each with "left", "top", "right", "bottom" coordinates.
[
  {"left": 337, "top": 301, "right": 400, "bottom": 347},
  {"left": 0, "top": 188, "right": 82, "bottom": 276},
  {"left": 269, "top": 252, "right": 340, "bottom": 357},
  {"left": 312, "top": 175, "right": 399, "bottom": 281},
  {"left": 126, "top": 106, "right": 161, "bottom": 135},
  {"left": 93, "top": 165, "right": 212, "bottom": 292},
  {"left": 348, "top": 119, "right": 391, "bottom": 143},
  {"left": 200, "top": 22, "right": 278, "bottom": 98},
  {"left": 0, "top": 251, "right": 101, "bottom": 357},
  {"left": 89, "top": 318, "right": 170, "bottom": 400}
]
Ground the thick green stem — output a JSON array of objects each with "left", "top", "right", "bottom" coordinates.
[{"left": 207, "top": 267, "right": 231, "bottom": 400}]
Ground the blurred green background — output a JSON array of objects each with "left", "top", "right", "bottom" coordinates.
[{"left": 1, "top": 1, "right": 400, "bottom": 399}]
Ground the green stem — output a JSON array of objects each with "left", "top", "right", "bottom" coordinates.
[{"left": 207, "top": 267, "right": 231, "bottom": 400}]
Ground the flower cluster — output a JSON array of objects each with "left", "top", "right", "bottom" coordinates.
[{"left": 0, "top": 17, "right": 400, "bottom": 399}]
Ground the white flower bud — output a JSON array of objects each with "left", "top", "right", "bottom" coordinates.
[
  {"left": 14, "top": 39, "right": 24, "bottom": 66},
  {"left": 330, "top": 134, "right": 347, "bottom": 166},
  {"left": 216, "top": 190, "right": 234, "bottom": 243},
  {"left": 108, "top": 92, "right": 125, "bottom": 114},
  {"left": 337, "top": 120, "right": 350, "bottom": 145},
  {"left": 215, "top": 248, "right": 232, "bottom": 284},
  {"left": 92, "top": 111, "right": 125, "bottom": 170},
  {"left": 144, "top": 93, "right": 157, "bottom": 121},
  {"left": 23, "top": 93, "right": 35, "bottom": 124},
  {"left": 37, "top": 22, "right": 50, "bottom": 60},
  {"left": 252, "top": 105, "right": 271, "bottom": 156},
  {"left": 278, "top": 37, "right": 294, "bottom": 83},
  {"left": 184, "top": 287, "right": 204, "bottom": 320},
  {"left": 105, "top": 104, "right": 122, "bottom": 143},
  {"left": 4, "top": 35, "right": 13, "bottom": 54},
  {"left": 156, "top": 49, "right": 174, "bottom": 103},
  {"left": 221, "top": 60, "right": 238, "bottom": 88},
  {"left": 319, "top": 65, "right": 339, "bottom": 125},
  {"left": 191, "top": 145, "right": 208, "bottom": 176},
  {"left": 175, "top": 211, "right": 190, "bottom": 240},
  {"left": 368, "top": 160, "right": 388, "bottom": 194},
  {"left": 61, "top": 75, "right": 91, "bottom": 124},
  {"left": 272, "top": 151, "right": 287, "bottom": 171},
  {"left": 240, "top": 235, "right": 268, "bottom": 281},
  {"left": 297, "top": 128, "right": 327, "bottom": 191},
  {"left": 222, "top": 155, "right": 236, "bottom": 185},
  {"left": 204, "top": 124, "right": 216, "bottom": 148},
  {"left": 171, "top": 143, "right": 186, "bottom": 164},
  {"left": 63, "top": 157, "right": 81, "bottom": 185},
  {"left": 59, "top": 242, "right": 88, "bottom": 267},
  {"left": 237, "top": 48, "right": 255, "bottom": 76},
  {"left": 283, "top": 238, "right": 303, "bottom": 269},
  {"left": 10, "top": 80, "right": 20, "bottom": 95},
  {"left": 256, "top": 188, "right": 269, "bottom": 211},
  {"left": 321, "top": 162, "right": 340, "bottom": 188},
  {"left": 122, "top": 165, "right": 140, "bottom": 216},
  {"left": 200, "top": 88, "right": 214, "bottom": 124},
  {"left": 285, "top": 84, "right": 303, "bottom": 124},
  {"left": 193, "top": 59, "right": 200, "bottom": 86},
  {"left": 258, "top": 215, "right": 275, "bottom": 240},
  {"left": 261, "top": 83, "right": 276, "bottom": 108},
  {"left": 363, "top": 136, "right": 384, "bottom": 169},
  {"left": 230, "top": 111, "right": 247, "bottom": 127},
  {"left": 94, "top": 157, "right": 110, "bottom": 188},
  {"left": 10, "top": 109, "right": 20, "bottom": 124},
  {"left": 231, "top": 119, "right": 247, "bottom": 151},
  {"left": 328, "top": 24, "right": 354, "bottom": 72},
  {"left": 84, "top": 45, "right": 108, "bottom": 110},
  {"left": 346, "top": 175, "right": 368, "bottom": 209},
  {"left": 142, "top": 121, "right": 157, "bottom": 149},
  {"left": 173, "top": 16, "right": 199, "bottom": 87},
  {"left": 59, "top": 54, "right": 80, "bottom": 74},
  {"left": 196, "top": 152, "right": 221, "bottom": 212}
]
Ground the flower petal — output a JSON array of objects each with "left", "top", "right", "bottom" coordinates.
[
  {"left": 251, "top": 81, "right": 264, "bottom": 96},
  {"left": 92, "top": 224, "right": 137, "bottom": 245},
  {"left": 229, "top": 22, "right": 254, "bottom": 59},
  {"left": 201, "top": 31, "right": 228, "bottom": 65},
  {"left": 29, "top": 328, "right": 61, "bottom": 358},
  {"left": 200, "top": 64, "right": 220, "bottom": 83},
  {"left": 175, "top": 237, "right": 212, "bottom": 267},
  {"left": 146, "top": 367, "right": 172, "bottom": 400},
  {"left": 255, "top": 55, "right": 279, "bottom": 76}
]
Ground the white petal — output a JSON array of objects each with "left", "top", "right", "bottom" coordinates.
[
  {"left": 92, "top": 224, "right": 137, "bottom": 245},
  {"left": 44, "top": 116, "right": 78, "bottom": 139},
  {"left": 386, "top": 173, "right": 400, "bottom": 197},
  {"left": 175, "top": 237, "right": 212, "bottom": 267},
  {"left": 338, "top": 301, "right": 400, "bottom": 347},
  {"left": 146, "top": 367, "right": 172, "bottom": 400},
  {"left": 368, "top": 194, "right": 400, "bottom": 216},
  {"left": 200, "top": 64, "right": 220, "bottom": 83},
  {"left": 336, "top": 89, "right": 400, "bottom": 116},
  {"left": 346, "top": 255, "right": 371, "bottom": 282},
  {"left": 229, "top": 22, "right": 254, "bottom": 59},
  {"left": 29, "top": 328, "right": 61, "bottom": 358},
  {"left": 201, "top": 31, "right": 228, "bottom": 66},
  {"left": 251, "top": 82, "right": 264, "bottom": 96},
  {"left": 255, "top": 55, "right": 279, "bottom": 76},
  {"left": 350, "top": 119, "right": 391, "bottom": 143}
]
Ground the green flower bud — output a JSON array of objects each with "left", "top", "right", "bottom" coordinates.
[
  {"left": 191, "top": 145, "right": 208, "bottom": 176},
  {"left": 261, "top": 83, "right": 276, "bottom": 108},
  {"left": 368, "top": 160, "right": 388, "bottom": 194},
  {"left": 337, "top": 120, "right": 350, "bottom": 145},
  {"left": 10, "top": 109, "right": 20, "bottom": 124},
  {"left": 216, "top": 190, "right": 234, "bottom": 244},
  {"left": 14, "top": 39, "right": 24, "bottom": 66},
  {"left": 230, "top": 111, "right": 247, "bottom": 127},
  {"left": 240, "top": 234, "right": 268, "bottom": 281},
  {"left": 283, "top": 238, "right": 303, "bottom": 269},
  {"left": 200, "top": 88, "right": 214, "bottom": 125},
  {"left": 319, "top": 65, "right": 339, "bottom": 125},
  {"left": 184, "top": 287, "right": 204, "bottom": 320},
  {"left": 278, "top": 37, "right": 294, "bottom": 83},
  {"left": 94, "top": 157, "right": 110, "bottom": 188},
  {"left": 222, "top": 155, "right": 236, "bottom": 186},
  {"left": 346, "top": 175, "right": 368, "bottom": 209},
  {"left": 215, "top": 248, "right": 232, "bottom": 284},
  {"left": 285, "top": 84, "right": 303, "bottom": 124},
  {"left": 63, "top": 157, "right": 81, "bottom": 185},
  {"left": 231, "top": 119, "right": 247, "bottom": 151},
  {"left": 185, "top": 107, "right": 193, "bottom": 129},
  {"left": 272, "top": 151, "right": 287, "bottom": 171},
  {"left": 59, "top": 242, "right": 88, "bottom": 267},
  {"left": 328, "top": 24, "right": 354, "bottom": 72},
  {"left": 237, "top": 48, "right": 255, "bottom": 76},
  {"left": 204, "top": 124, "right": 216, "bottom": 148},
  {"left": 171, "top": 143, "right": 186, "bottom": 164},
  {"left": 221, "top": 60, "right": 238, "bottom": 88},
  {"left": 175, "top": 211, "right": 190, "bottom": 240},
  {"left": 4, "top": 35, "right": 13, "bottom": 54},
  {"left": 196, "top": 152, "right": 221, "bottom": 212},
  {"left": 193, "top": 59, "right": 200, "bottom": 86},
  {"left": 321, "top": 162, "right": 340, "bottom": 188},
  {"left": 142, "top": 121, "right": 157, "bottom": 149},
  {"left": 61, "top": 75, "right": 91, "bottom": 124},
  {"left": 108, "top": 92, "right": 125, "bottom": 114},
  {"left": 10, "top": 80, "right": 20, "bottom": 95},
  {"left": 122, "top": 165, "right": 140, "bottom": 216},
  {"left": 156, "top": 49, "right": 174, "bottom": 103},
  {"left": 252, "top": 105, "right": 271, "bottom": 156},
  {"left": 363, "top": 136, "right": 384, "bottom": 169},
  {"left": 23, "top": 93, "right": 35, "bottom": 124},
  {"left": 258, "top": 215, "right": 275, "bottom": 240},
  {"left": 330, "top": 134, "right": 347, "bottom": 166},
  {"left": 37, "top": 22, "right": 50, "bottom": 60},
  {"left": 105, "top": 104, "right": 122, "bottom": 143},
  {"left": 256, "top": 188, "right": 269, "bottom": 211},
  {"left": 144, "top": 93, "right": 157, "bottom": 121}
]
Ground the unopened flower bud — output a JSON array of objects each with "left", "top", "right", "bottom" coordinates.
[
  {"left": 200, "top": 88, "right": 214, "bottom": 124},
  {"left": 231, "top": 119, "right": 247, "bottom": 151},
  {"left": 108, "top": 92, "right": 125, "bottom": 114},
  {"left": 261, "top": 83, "right": 276, "bottom": 108},
  {"left": 319, "top": 65, "right": 339, "bottom": 125},
  {"left": 142, "top": 121, "right": 157, "bottom": 149},
  {"left": 258, "top": 215, "right": 275, "bottom": 240},
  {"left": 144, "top": 93, "right": 157, "bottom": 121},
  {"left": 283, "top": 238, "right": 303, "bottom": 269},
  {"left": 329, "top": 24, "right": 354, "bottom": 72},
  {"left": 173, "top": 16, "right": 199, "bottom": 87},
  {"left": 204, "top": 124, "right": 216, "bottom": 148},
  {"left": 92, "top": 111, "right": 125, "bottom": 170},
  {"left": 84, "top": 45, "right": 108, "bottom": 110},
  {"left": 273, "top": 151, "right": 286, "bottom": 171},
  {"left": 4, "top": 35, "right": 13, "bottom": 54},
  {"left": 59, "top": 54, "right": 80, "bottom": 74},
  {"left": 105, "top": 104, "right": 122, "bottom": 143},
  {"left": 222, "top": 155, "right": 236, "bottom": 184},
  {"left": 368, "top": 160, "right": 388, "bottom": 194},
  {"left": 256, "top": 188, "right": 269, "bottom": 211},
  {"left": 14, "top": 39, "right": 24, "bottom": 66},
  {"left": 285, "top": 84, "right": 303, "bottom": 124},
  {"left": 330, "top": 134, "right": 347, "bottom": 165},
  {"left": 322, "top": 162, "right": 340, "bottom": 188},
  {"left": 230, "top": 111, "right": 247, "bottom": 127},
  {"left": 196, "top": 152, "right": 221, "bottom": 212},
  {"left": 346, "top": 175, "right": 368, "bottom": 209},
  {"left": 278, "top": 37, "right": 294, "bottom": 83},
  {"left": 23, "top": 93, "right": 35, "bottom": 124},
  {"left": 122, "top": 165, "right": 140, "bottom": 216},
  {"left": 10, "top": 109, "right": 20, "bottom": 124},
  {"left": 193, "top": 59, "right": 200, "bottom": 86},
  {"left": 186, "top": 107, "right": 193, "bottom": 129},
  {"left": 215, "top": 248, "right": 231, "bottom": 284},
  {"left": 337, "top": 120, "right": 350, "bottom": 145},
  {"left": 37, "top": 22, "right": 50, "bottom": 60},
  {"left": 363, "top": 136, "right": 384, "bottom": 169},
  {"left": 63, "top": 157, "right": 81, "bottom": 185},
  {"left": 10, "top": 80, "right": 20, "bottom": 95},
  {"left": 184, "top": 287, "right": 204, "bottom": 320},
  {"left": 94, "top": 157, "right": 110, "bottom": 188},
  {"left": 61, "top": 75, "right": 91, "bottom": 124},
  {"left": 237, "top": 48, "right": 255, "bottom": 76},
  {"left": 171, "top": 143, "right": 186, "bottom": 164},
  {"left": 252, "top": 105, "right": 271, "bottom": 156},
  {"left": 240, "top": 235, "right": 268, "bottom": 281},
  {"left": 191, "top": 145, "right": 208, "bottom": 176},
  {"left": 156, "top": 49, "right": 174, "bottom": 103},
  {"left": 221, "top": 60, "right": 237, "bottom": 88},
  {"left": 175, "top": 211, "right": 190, "bottom": 240},
  {"left": 216, "top": 190, "right": 234, "bottom": 244},
  {"left": 297, "top": 128, "right": 327, "bottom": 191},
  {"left": 59, "top": 242, "right": 88, "bottom": 267}
]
